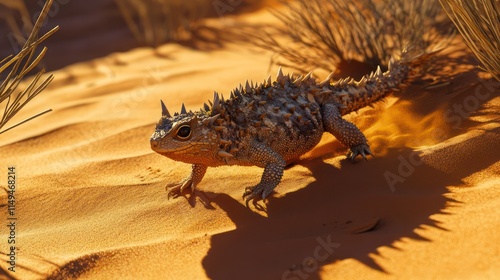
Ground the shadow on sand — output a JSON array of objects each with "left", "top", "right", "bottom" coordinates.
[
  {"left": 200, "top": 145, "right": 462, "bottom": 279},
  {"left": 200, "top": 72, "right": 499, "bottom": 279}
]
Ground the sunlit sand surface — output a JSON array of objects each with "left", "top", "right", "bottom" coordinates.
[{"left": 0, "top": 1, "right": 499, "bottom": 279}]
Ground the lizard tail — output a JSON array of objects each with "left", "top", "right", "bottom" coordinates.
[{"left": 322, "top": 48, "right": 439, "bottom": 116}]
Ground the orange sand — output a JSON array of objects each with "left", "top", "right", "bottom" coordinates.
[{"left": 0, "top": 1, "right": 499, "bottom": 279}]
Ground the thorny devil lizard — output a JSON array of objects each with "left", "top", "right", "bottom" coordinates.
[{"left": 150, "top": 50, "right": 431, "bottom": 207}]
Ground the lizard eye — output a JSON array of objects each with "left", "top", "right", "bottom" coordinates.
[{"left": 176, "top": 125, "right": 191, "bottom": 140}]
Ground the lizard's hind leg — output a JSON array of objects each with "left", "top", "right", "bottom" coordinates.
[{"left": 322, "top": 103, "right": 373, "bottom": 161}]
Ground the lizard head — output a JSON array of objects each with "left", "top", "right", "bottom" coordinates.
[{"left": 150, "top": 100, "right": 221, "bottom": 165}]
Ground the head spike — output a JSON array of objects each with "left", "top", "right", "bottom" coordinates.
[
  {"left": 160, "top": 100, "right": 171, "bottom": 117},
  {"left": 180, "top": 103, "right": 187, "bottom": 114}
]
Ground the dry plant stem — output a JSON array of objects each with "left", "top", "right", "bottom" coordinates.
[
  {"left": 256, "top": 0, "right": 442, "bottom": 73},
  {"left": 113, "top": 0, "right": 144, "bottom": 44},
  {"left": 0, "top": 0, "right": 58, "bottom": 135},
  {"left": 114, "top": 0, "right": 216, "bottom": 46},
  {"left": 440, "top": 0, "right": 500, "bottom": 81}
]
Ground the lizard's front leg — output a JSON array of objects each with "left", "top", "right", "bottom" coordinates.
[
  {"left": 166, "top": 164, "right": 207, "bottom": 199},
  {"left": 243, "top": 142, "right": 286, "bottom": 207},
  {"left": 322, "top": 103, "right": 373, "bottom": 161}
]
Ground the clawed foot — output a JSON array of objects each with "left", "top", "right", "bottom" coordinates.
[
  {"left": 166, "top": 177, "right": 195, "bottom": 199},
  {"left": 242, "top": 183, "right": 274, "bottom": 210},
  {"left": 347, "top": 143, "right": 373, "bottom": 162}
]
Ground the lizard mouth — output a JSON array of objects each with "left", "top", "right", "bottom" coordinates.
[{"left": 150, "top": 139, "right": 206, "bottom": 154}]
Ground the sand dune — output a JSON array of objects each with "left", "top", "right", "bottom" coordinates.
[{"left": 0, "top": 1, "right": 499, "bottom": 279}]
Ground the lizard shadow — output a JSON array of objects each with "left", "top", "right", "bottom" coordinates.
[{"left": 200, "top": 134, "right": 498, "bottom": 279}]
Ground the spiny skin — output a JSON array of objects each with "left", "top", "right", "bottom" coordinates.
[{"left": 150, "top": 51, "right": 426, "bottom": 206}]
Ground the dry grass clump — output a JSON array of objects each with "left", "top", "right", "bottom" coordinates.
[
  {"left": 0, "top": 0, "right": 58, "bottom": 135},
  {"left": 114, "top": 0, "right": 264, "bottom": 46},
  {"left": 255, "top": 0, "right": 443, "bottom": 73},
  {"left": 440, "top": 0, "right": 500, "bottom": 81},
  {"left": 114, "top": 0, "right": 214, "bottom": 46}
]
